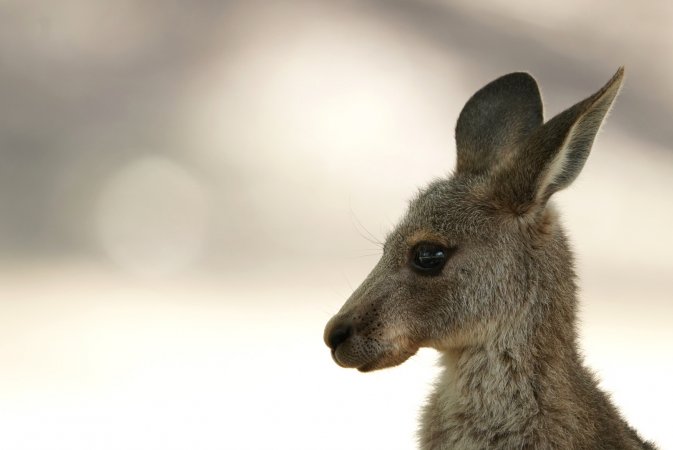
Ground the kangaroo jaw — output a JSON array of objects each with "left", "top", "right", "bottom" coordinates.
[
  {"left": 356, "top": 348, "right": 418, "bottom": 373},
  {"left": 331, "top": 336, "right": 418, "bottom": 372}
]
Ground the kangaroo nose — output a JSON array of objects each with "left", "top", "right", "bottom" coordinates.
[{"left": 326, "top": 322, "right": 353, "bottom": 351}]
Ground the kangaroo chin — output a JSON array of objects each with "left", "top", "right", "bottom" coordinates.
[{"left": 323, "top": 68, "right": 657, "bottom": 449}]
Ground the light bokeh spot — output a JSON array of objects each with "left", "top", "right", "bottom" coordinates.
[{"left": 96, "top": 156, "right": 209, "bottom": 276}]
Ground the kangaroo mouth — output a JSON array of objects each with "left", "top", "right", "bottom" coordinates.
[
  {"left": 330, "top": 340, "right": 373, "bottom": 370},
  {"left": 331, "top": 337, "right": 417, "bottom": 372},
  {"left": 331, "top": 349, "right": 389, "bottom": 372}
]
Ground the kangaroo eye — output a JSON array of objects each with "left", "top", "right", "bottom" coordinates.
[{"left": 410, "top": 243, "right": 449, "bottom": 275}]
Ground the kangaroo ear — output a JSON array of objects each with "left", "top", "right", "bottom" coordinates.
[
  {"left": 495, "top": 67, "right": 625, "bottom": 212},
  {"left": 455, "top": 72, "right": 543, "bottom": 175}
]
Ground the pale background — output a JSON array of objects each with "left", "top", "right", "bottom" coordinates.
[{"left": 1, "top": 1, "right": 672, "bottom": 449}]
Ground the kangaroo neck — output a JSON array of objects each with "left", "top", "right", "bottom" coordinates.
[{"left": 420, "top": 288, "right": 583, "bottom": 449}]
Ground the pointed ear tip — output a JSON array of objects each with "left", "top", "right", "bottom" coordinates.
[
  {"left": 609, "top": 66, "right": 626, "bottom": 88},
  {"left": 592, "top": 67, "right": 625, "bottom": 104}
]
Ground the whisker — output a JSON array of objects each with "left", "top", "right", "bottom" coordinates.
[
  {"left": 349, "top": 198, "right": 384, "bottom": 248},
  {"left": 349, "top": 253, "right": 382, "bottom": 259}
]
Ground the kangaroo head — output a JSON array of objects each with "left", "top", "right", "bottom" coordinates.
[{"left": 324, "top": 68, "right": 624, "bottom": 372}]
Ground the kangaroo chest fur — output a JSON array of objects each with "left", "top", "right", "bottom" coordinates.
[
  {"left": 420, "top": 350, "right": 539, "bottom": 450},
  {"left": 419, "top": 344, "right": 653, "bottom": 450}
]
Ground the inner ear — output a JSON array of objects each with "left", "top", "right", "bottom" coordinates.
[{"left": 455, "top": 72, "right": 543, "bottom": 176}]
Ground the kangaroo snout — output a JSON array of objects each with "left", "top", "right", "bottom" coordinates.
[
  {"left": 324, "top": 296, "right": 420, "bottom": 371},
  {"left": 324, "top": 318, "right": 353, "bottom": 352},
  {"left": 324, "top": 313, "right": 377, "bottom": 370}
]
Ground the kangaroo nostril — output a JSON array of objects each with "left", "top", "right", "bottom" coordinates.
[{"left": 327, "top": 323, "right": 353, "bottom": 350}]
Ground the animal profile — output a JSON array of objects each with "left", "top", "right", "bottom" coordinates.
[{"left": 324, "top": 68, "right": 656, "bottom": 449}]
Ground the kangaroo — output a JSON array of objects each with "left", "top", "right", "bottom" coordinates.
[{"left": 323, "top": 68, "right": 656, "bottom": 449}]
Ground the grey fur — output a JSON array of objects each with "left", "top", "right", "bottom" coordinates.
[{"left": 324, "top": 68, "right": 656, "bottom": 449}]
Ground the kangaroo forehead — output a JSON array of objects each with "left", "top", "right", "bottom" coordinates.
[{"left": 403, "top": 177, "right": 494, "bottom": 235}]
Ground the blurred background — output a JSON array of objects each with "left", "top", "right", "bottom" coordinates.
[{"left": 1, "top": 1, "right": 671, "bottom": 449}]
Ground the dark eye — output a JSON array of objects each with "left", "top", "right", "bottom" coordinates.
[{"left": 410, "top": 243, "right": 450, "bottom": 275}]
